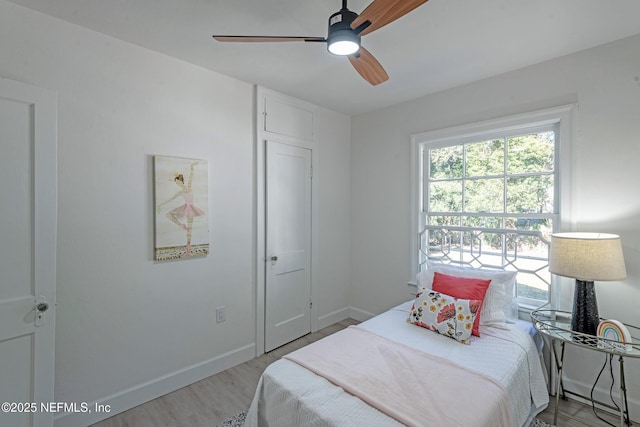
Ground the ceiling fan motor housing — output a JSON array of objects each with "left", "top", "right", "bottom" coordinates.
[{"left": 327, "top": 8, "right": 361, "bottom": 55}]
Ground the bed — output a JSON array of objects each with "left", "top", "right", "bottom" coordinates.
[{"left": 246, "top": 228, "right": 550, "bottom": 426}]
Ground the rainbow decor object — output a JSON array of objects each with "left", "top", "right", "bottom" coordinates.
[{"left": 597, "top": 319, "right": 632, "bottom": 352}]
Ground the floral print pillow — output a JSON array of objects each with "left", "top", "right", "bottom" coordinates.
[{"left": 407, "top": 290, "right": 481, "bottom": 345}]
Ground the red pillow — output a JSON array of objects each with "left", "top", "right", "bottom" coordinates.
[{"left": 432, "top": 272, "right": 491, "bottom": 337}]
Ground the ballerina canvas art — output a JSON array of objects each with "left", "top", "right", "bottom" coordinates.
[{"left": 154, "top": 155, "right": 209, "bottom": 261}]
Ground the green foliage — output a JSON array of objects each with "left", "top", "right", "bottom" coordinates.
[
  {"left": 428, "top": 132, "right": 554, "bottom": 217},
  {"left": 507, "top": 133, "right": 554, "bottom": 174},
  {"left": 427, "top": 132, "right": 555, "bottom": 253},
  {"left": 465, "top": 139, "right": 504, "bottom": 177},
  {"left": 424, "top": 132, "right": 555, "bottom": 302},
  {"left": 428, "top": 181, "right": 462, "bottom": 212},
  {"left": 429, "top": 145, "right": 463, "bottom": 179}
]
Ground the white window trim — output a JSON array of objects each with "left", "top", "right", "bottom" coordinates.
[{"left": 410, "top": 105, "right": 576, "bottom": 309}]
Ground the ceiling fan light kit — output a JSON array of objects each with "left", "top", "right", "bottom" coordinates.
[
  {"left": 212, "top": 0, "right": 429, "bottom": 85},
  {"left": 327, "top": 7, "right": 361, "bottom": 56},
  {"left": 327, "top": 39, "right": 360, "bottom": 56}
]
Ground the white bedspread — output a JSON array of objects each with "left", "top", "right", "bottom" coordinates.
[{"left": 246, "top": 302, "right": 548, "bottom": 427}]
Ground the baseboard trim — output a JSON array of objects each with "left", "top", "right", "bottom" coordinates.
[
  {"left": 348, "top": 306, "right": 375, "bottom": 322},
  {"left": 316, "top": 306, "right": 376, "bottom": 329},
  {"left": 54, "top": 343, "right": 256, "bottom": 427},
  {"left": 317, "top": 307, "right": 351, "bottom": 330},
  {"left": 560, "top": 376, "right": 639, "bottom": 422}
]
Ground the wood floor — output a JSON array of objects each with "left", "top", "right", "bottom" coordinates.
[
  {"left": 537, "top": 395, "right": 626, "bottom": 426},
  {"left": 92, "top": 319, "right": 629, "bottom": 427}
]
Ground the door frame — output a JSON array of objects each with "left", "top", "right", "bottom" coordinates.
[
  {"left": 255, "top": 87, "right": 319, "bottom": 356},
  {"left": 0, "top": 77, "right": 57, "bottom": 427}
]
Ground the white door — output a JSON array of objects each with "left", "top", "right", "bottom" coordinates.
[
  {"left": 265, "top": 141, "right": 312, "bottom": 352},
  {"left": 0, "top": 78, "right": 57, "bottom": 427}
]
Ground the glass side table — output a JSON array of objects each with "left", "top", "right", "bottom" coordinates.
[{"left": 531, "top": 309, "right": 640, "bottom": 427}]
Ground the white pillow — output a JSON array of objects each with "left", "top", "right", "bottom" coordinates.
[{"left": 416, "top": 262, "right": 518, "bottom": 325}]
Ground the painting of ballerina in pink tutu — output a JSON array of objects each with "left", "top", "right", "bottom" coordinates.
[{"left": 154, "top": 156, "right": 209, "bottom": 261}]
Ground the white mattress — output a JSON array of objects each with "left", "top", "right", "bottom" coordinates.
[{"left": 246, "top": 301, "right": 549, "bottom": 427}]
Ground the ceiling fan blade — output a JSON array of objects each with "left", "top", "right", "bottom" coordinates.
[
  {"left": 348, "top": 46, "right": 389, "bottom": 86},
  {"left": 351, "top": 0, "right": 428, "bottom": 36},
  {"left": 213, "top": 35, "right": 326, "bottom": 43}
]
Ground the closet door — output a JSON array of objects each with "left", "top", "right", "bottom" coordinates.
[{"left": 264, "top": 140, "right": 312, "bottom": 352}]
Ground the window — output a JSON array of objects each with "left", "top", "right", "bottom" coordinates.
[{"left": 411, "top": 106, "right": 574, "bottom": 307}]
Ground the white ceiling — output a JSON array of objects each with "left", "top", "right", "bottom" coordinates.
[{"left": 8, "top": 0, "right": 640, "bottom": 115}]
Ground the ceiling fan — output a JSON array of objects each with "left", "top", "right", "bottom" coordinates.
[{"left": 213, "top": 0, "right": 429, "bottom": 86}]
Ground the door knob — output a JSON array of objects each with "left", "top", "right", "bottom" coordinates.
[
  {"left": 36, "top": 302, "right": 49, "bottom": 312},
  {"left": 270, "top": 256, "right": 278, "bottom": 261},
  {"left": 34, "top": 297, "right": 50, "bottom": 327}
]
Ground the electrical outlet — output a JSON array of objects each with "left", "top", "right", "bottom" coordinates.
[{"left": 215, "top": 306, "right": 226, "bottom": 323}]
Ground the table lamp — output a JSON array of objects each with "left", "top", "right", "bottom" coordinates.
[{"left": 549, "top": 232, "right": 626, "bottom": 336}]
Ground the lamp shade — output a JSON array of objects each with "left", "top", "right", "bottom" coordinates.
[{"left": 549, "top": 232, "right": 627, "bottom": 281}]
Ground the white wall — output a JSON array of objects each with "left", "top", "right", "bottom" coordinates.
[
  {"left": 351, "top": 34, "right": 640, "bottom": 416},
  {"left": 0, "top": 1, "right": 351, "bottom": 425},
  {"left": 316, "top": 107, "right": 352, "bottom": 327},
  {"left": 0, "top": 0, "right": 254, "bottom": 420}
]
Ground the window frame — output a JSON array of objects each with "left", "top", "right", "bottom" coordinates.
[{"left": 410, "top": 105, "right": 575, "bottom": 309}]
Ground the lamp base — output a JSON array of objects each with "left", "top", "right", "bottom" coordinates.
[{"left": 571, "top": 279, "right": 599, "bottom": 338}]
